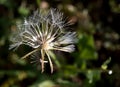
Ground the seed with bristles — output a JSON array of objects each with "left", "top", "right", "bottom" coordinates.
[{"left": 9, "top": 8, "right": 77, "bottom": 73}]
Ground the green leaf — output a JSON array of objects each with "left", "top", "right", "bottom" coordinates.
[
  {"left": 30, "top": 80, "right": 55, "bottom": 87},
  {"left": 85, "top": 70, "right": 101, "bottom": 84},
  {"left": 78, "top": 34, "right": 98, "bottom": 60},
  {"left": 18, "top": 6, "right": 29, "bottom": 16}
]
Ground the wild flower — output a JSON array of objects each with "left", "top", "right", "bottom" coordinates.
[{"left": 10, "top": 8, "right": 77, "bottom": 73}]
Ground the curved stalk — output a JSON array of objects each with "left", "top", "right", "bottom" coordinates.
[
  {"left": 41, "top": 49, "right": 45, "bottom": 73},
  {"left": 21, "top": 48, "right": 40, "bottom": 59},
  {"left": 45, "top": 50, "right": 53, "bottom": 73}
]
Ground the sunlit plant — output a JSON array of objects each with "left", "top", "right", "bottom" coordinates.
[{"left": 10, "top": 8, "right": 77, "bottom": 73}]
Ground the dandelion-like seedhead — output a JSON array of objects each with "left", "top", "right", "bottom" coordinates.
[{"left": 10, "top": 8, "right": 77, "bottom": 73}]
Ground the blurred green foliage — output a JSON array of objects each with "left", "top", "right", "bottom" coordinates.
[{"left": 0, "top": 0, "right": 120, "bottom": 87}]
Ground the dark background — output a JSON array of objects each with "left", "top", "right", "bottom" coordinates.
[{"left": 0, "top": 0, "right": 120, "bottom": 87}]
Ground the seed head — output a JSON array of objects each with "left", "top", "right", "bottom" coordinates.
[{"left": 10, "top": 8, "right": 77, "bottom": 73}]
